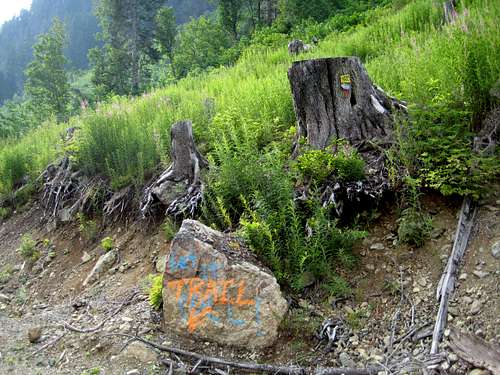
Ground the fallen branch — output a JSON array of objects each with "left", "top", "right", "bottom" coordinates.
[
  {"left": 104, "top": 333, "right": 382, "bottom": 375},
  {"left": 62, "top": 291, "right": 138, "bottom": 334},
  {"left": 27, "top": 332, "right": 67, "bottom": 359},
  {"left": 431, "top": 197, "right": 477, "bottom": 354}
]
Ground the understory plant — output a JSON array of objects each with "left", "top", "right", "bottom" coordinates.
[
  {"left": 147, "top": 274, "right": 164, "bottom": 310},
  {"left": 17, "top": 234, "right": 41, "bottom": 261},
  {"left": 397, "top": 177, "right": 433, "bottom": 247}
]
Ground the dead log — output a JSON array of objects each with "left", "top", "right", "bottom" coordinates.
[
  {"left": 141, "top": 120, "right": 208, "bottom": 218},
  {"left": 288, "top": 57, "right": 407, "bottom": 216},
  {"left": 449, "top": 328, "right": 500, "bottom": 373},
  {"left": 430, "top": 198, "right": 477, "bottom": 354},
  {"left": 105, "top": 333, "right": 382, "bottom": 375},
  {"left": 443, "top": 0, "right": 458, "bottom": 24}
]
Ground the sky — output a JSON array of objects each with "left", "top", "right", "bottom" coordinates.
[{"left": 0, "top": 1, "right": 32, "bottom": 27}]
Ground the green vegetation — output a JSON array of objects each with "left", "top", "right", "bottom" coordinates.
[
  {"left": 17, "top": 234, "right": 41, "bottom": 262},
  {"left": 25, "top": 18, "right": 70, "bottom": 122},
  {"left": 0, "top": 264, "right": 14, "bottom": 284},
  {"left": 161, "top": 218, "right": 179, "bottom": 242},
  {"left": 397, "top": 178, "right": 433, "bottom": 247},
  {"left": 100, "top": 237, "right": 114, "bottom": 252},
  {"left": 147, "top": 274, "right": 164, "bottom": 310},
  {"left": 77, "top": 213, "right": 98, "bottom": 242}
]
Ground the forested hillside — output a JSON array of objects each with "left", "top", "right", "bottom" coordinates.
[
  {"left": 0, "top": 0, "right": 214, "bottom": 104},
  {"left": 0, "top": 0, "right": 98, "bottom": 103}
]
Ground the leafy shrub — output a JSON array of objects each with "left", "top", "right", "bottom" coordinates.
[
  {"left": 17, "top": 234, "right": 40, "bottom": 261},
  {"left": 77, "top": 213, "right": 98, "bottom": 242},
  {"left": 147, "top": 274, "right": 164, "bottom": 310},
  {"left": 296, "top": 147, "right": 365, "bottom": 185},
  {"left": 402, "top": 102, "right": 499, "bottom": 199},
  {"left": 100, "top": 237, "right": 114, "bottom": 252},
  {"left": 0, "top": 207, "right": 11, "bottom": 220},
  {"left": 0, "top": 264, "right": 13, "bottom": 284},
  {"left": 161, "top": 218, "right": 178, "bottom": 242},
  {"left": 397, "top": 177, "right": 433, "bottom": 247},
  {"left": 398, "top": 207, "right": 433, "bottom": 247}
]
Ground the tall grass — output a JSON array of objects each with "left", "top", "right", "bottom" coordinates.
[{"left": 0, "top": 0, "right": 498, "bottom": 196}]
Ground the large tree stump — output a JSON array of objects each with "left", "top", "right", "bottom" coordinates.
[
  {"left": 141, "top": 121, "right": 208, "bottom": 218},
  {"left": 288, "top": 57, "right": 406, "bottom": 216}
]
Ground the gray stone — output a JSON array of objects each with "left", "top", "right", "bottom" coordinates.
[
  {"left": 81, "top": 251, "right": 92, "bottom": 264},
  {"left": 119, "top": 342, "right": 157, "bottom": 364},
  {"left": 370, "top": 243, "right": 385, "bottom": 251},
  {"left": 163, "top": 220, "right": 288, "bottom": 349},
  {"left": 492, "top": 241, "right": 500, "bottom": 259},
  {"left": 459, "top": 273, "right": 467, "bottom": 281},
  {"left": 470, "top": 300, "right": 482, "bottom": 315},
  {"left": 288, "top": 39, "right": 305, "bottom": 55},
  {"left": 339, "top": 352, "right": 356, "bottom": 367},
  {"left": 83, "top": 250, "right": 118, "bottom": 287},
  {"left": 0, "top": 293, "right": 10, "bottom": 303},
  {"left": 469, "top": 369, "right": 490, "bottom": 375},
  {"left": 156, "top": 254, "right": 168, "bottom": 274},
  {"left": 473, "top": 270, "right": 490, "bottom": 279},
  {"left": 431, "top": 228, "right": 445, "bottom": 239}
]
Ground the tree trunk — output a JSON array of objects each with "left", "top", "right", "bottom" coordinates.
[
  {"left": 288, "top": 57, "right": 403, "bottom": 154},
  {"left": 141, "top": 120, "right": 208, "bottom": 218},
  {"left": 288, "top": 57, "right": 406, "bottom": 216}
]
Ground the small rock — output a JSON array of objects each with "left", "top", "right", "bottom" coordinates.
[
  {"left": 448, "top": 353, "right": 458, "bottom": 363},
  {"left": 417, "top": 277, "right": 427, "bottom": 287},
  {"left": 0, "top": 293, "right": 10, "bottom": 303},
  {"left": 431, "top": 228, "right": 445, "bottom": 239},
  {"left": 470, "top": 300, "right": 482, "bottom": 315},
  {"left": 119, "top": 342, "right": 157, "bottom": 364},
  {"left": 83, "top": 250, "right": 118, "bottom": 287},
  {"left": 339, "top": 352, "right": 356, "bottom": 367},
  {"left": 491, "top": 241, "right": 500, "bottom": 259},
  {"left": 81, "top": 252, "right": 92, "bottom": 264},
  {"left": 473, "top": 270, "right": 489, "bottom": 279},
  {"left": 459, "top": 273, "right": 467, "bottom": 281},
  {"left": 126, "top": 370, "right": 140, "bottom": 375},
  {"left": 463, "top": 296, "right": 473, "bottom": 304},
  {"left": 469, "top": 369, "right": 490, "bottom": 375},
  {"left": 121, "top": 316, "right": 133, "bottom": 323},
  {"left": 156, "top": 254, "right": 168, "bottom": 273},
  {"left": 366, "top": 263, "right": 375, "bottom": 271},
  {"left": 28, "top": 327, "right": 42, "bottom": 343},
  {"left": 370, "top": 243, "right": 385, "bottom": 251}
]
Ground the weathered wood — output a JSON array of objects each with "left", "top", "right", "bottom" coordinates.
[
  {"left": 105, "top": 333, "right": 382, "bottom": 375},
  {"left": 449, "top": 328, "right": 500, "bottom": 373},
  {"left": 288, "top": 57, "right": 401, "bottom": 153},
  {"left": 430, "top": 197, "right": 477, "bottom": 354},
  {"left": 288, "top": 57, "right": 407, "bottom": 216},
  {"left": 141, "top": 120, "right": 207, "bottom": 218}
]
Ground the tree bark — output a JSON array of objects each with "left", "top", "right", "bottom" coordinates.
[
  {"left": 141, "top": 120, "right": 207, "bottom": 218},
  {"left": 288, "top": 57, "right": 402, "bottom": 155},
  {"left": 288, "top": 57, "right": 406, "bottom": 216}
]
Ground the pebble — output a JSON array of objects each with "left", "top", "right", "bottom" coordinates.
[
  {"left": 28, "top": 327, "right": 42, "bottom": 343},
  {"left": 491, "top": 241, "right": 500, "bottom": 259},
  {"left": 459, "top": 273, "right": 467, "bottom": 281},
  {"left": 470, "top": 300, "right": 482, "bottom": 315},
  {"left": 473, "top": 270, "right": 489, "bottom": 279},
  {"left": 126, "top": 371, "right": 140, "bottom": 375},
  {"left": 81, "top": 252, "right": 92, "bottom": 264},
  {"left": 463, "top": 296, "right": 473, "bottom": 304},
  {"left": 339, "top": 352, "right": 356, "bottom": 367},
  {"left": 370, "top": 243, "right": 385, "bottom": 251}
]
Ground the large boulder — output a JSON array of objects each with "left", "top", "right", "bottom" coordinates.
[{"left": 162, "top": 220, "right": 288, "bottom": 349}]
